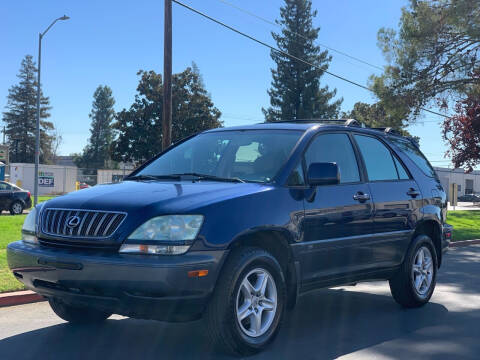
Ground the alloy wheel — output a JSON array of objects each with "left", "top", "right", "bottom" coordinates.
[
  {"left": 411, "top": 246, "right": 434, "bottom": 298},
  {"left": 236, "top": 268, "right": 277, "bottom": 338},
  {"left": 12, "top": 203, "right": 22, "bottom": 214}
]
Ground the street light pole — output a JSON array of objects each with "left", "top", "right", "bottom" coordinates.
[
  {"left": 34, "top": 15, "right": 69, "bottom": 206},
  {"left": 162, "top": 0, "right": 172, "bottom": 151}
]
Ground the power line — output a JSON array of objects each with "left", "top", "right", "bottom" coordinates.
[
  {"left": 172, "top": 0, "right": 449, "bottom": 119},
  {"left": 216, "top": 0, "right": 384, "bottom": 71}
]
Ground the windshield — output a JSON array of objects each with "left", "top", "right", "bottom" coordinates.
[{"left": 135, "top": 130, "right": 303, "bottom": 183}]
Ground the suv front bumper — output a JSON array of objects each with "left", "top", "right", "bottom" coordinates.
[{"left": 7, "top": 241, "right": 226, "bottom": 322}]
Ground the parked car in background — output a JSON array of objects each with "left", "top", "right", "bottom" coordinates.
[
  {"left": 0, "top": 181, "right": 32, "bottom": 215},
  {"left": 7, "top": 120, "right": 451, "bottom": 355},
  {"left": 458, "top": 194, "right": 480, "bottom": 203},
  {"left": 78, "top": 182, "right": 91, "bottom": 190}
]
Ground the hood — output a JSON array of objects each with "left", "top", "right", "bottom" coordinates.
[{"left": 43, "top": 180, "right": 271, "bottom": 215}]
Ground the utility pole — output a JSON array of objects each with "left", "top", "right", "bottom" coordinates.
[
  {"left": 1, "top": 126, "right": 5, "bottom": 144},
  {"left": 162, "top": 0, "right": 173, "bottom": 150}
]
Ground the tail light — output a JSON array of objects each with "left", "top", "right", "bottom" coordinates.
[{"left": 27, "top": 191, "right": 31, "bottom": 197}]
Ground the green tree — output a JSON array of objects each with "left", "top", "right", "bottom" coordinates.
[
  {"left": 75, "top": 85, "right": 116, "bottom": 169},
  {"left": 263, "top": 0, "right": 342, "bottom": 121},
  {"left": 111, "top": 64, "right": 222, "bottom": 163},
  {"left": 2, "top": 55, "right": 55, "bottom": 163},
  {"left": 371, "top": 0, "right": 480, "bottom": 119},
  {"left": 344, "top": 101, "right": 410, "bottom": 135}
]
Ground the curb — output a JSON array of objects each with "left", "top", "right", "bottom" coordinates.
[
  {"left": 449, "top": 239, "right": 480, "bottom": 248},
  {"left": 0, "top": 290, "right": 45, "bottom": 308}
]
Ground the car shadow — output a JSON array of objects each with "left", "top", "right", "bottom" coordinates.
[{"left": 0, "top": 287, "right": 449, "bottom": 360}]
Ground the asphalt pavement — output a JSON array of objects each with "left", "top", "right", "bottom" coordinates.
[{"left": 0, "top": 245, "right": 479, "bottom": 360}]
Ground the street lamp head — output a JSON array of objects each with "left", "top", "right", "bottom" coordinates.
[{"left": 59, "top": 15, "right": 70, "bottom": 21}]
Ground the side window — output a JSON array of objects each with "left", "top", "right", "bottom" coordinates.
[
  {"left": 288, "top": 162, "right": 305, "bottom": 186},
  {"left": 393, "top": 156, "right": 410, "bottom": 180},
  {"left": 388, "top": 137, "right": 436, "bottom": 178},
  {"left": 305, "top": 133, "right": 360, "bottom": 183},
  {"left": 0, "top": 183, "right": 11, "bottom": 191},
  {"left": 354, "top": 135, "right": 399, "bottom": 181}
]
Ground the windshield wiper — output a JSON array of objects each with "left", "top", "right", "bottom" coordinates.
[
  {"left": 172, "top": 173, "right": 245, "bottom": 183},
  {"left": 125, "top": 174, "right": 181, "bottom": 181}
]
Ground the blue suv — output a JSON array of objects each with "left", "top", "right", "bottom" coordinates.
[{"left": 7, "top": 120, "right": 451, "bottom": 355}]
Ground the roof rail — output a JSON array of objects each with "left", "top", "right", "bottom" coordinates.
[
  {"left": 268, "top": 119, "right": 365, "bottom": 127},
  {"left": 371, "top": 127, "right": 404, "bottom": 137}
]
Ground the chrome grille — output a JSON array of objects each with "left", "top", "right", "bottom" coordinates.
[{"left": 41, "top": 208, "right": 127, "bottom": 238}]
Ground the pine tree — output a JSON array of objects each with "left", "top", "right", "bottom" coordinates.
[
  {"left": 75, "top": 85, "right": 115, "bottom": 168},
  {"left": 263, "top": 0, "right": 342, "bottom": 121},
  {"left": 2, "top": 55, "right": 54, "bottom": 163}
]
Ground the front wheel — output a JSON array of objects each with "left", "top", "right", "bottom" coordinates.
[
  {"left": 389, "top": 234, "right": 438, "bottom": 308},
  {"left": 205, "top": 247, "right": 286, "bottom": 356},
  {"left": 10, "top": 201, "right": 24, "bottom": 215},
  {"left": 49, "top": 298, "right": 112, "bottom": 323}
]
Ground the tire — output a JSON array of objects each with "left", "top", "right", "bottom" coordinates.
[
  {"left": 49, "top": 298, "right": 112, "bottom": 323},
  {"left": 205, "top": 247, "right": 286, "bottom": 356},
  {"left": 10, "top": 201, "right": 24, "bottom": 215},
  {"left": 389, "top": 234, "right": 438, "bottom": 308}
]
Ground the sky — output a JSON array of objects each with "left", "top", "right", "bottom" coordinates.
[{"left": 0, "top": 0, "right": 451, "bottom": 167}]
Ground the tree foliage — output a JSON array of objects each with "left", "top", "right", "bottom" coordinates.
[
  {"left": 371, "top": 0, "right": 480, "bottom": 118},
  {"left": 263, "top": 0, "right": 342, "bottom": 121},
  {"left": 110, "top": 65, "right": 222, "bottom": 163},
  {"left": 2, "top": 55, "right": 56, "bottom": 163},
  {"left": 344, "top": 101, "right": 410, "bottom": 135},
  {"left": 443, "top": 87, "right": 480, "bottom": 172},
  {"left": 75, "top": 85, "right": 116, "bottom": 169}
]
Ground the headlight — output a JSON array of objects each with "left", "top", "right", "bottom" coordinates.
[
  {"left": 120, "top": 215, "right": 204, "bottom": 255},
  {"left": 22, "top": 207, "right": 38, "bottom": 245}
]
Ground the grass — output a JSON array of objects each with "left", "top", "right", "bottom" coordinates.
[
  {"left": 447, "top": 211, "right": 480, "bottom": 242},
  {"left": 0, "top": 208, "right": 478, "bottom": 293},
  {"left": 0, "top": 194, "right": 56, "bottom": 292},
  {"left": 0, "top": 215, "right": 26, "bottom": 292}
]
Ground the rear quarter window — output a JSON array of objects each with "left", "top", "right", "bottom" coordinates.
[{"left": 388, "top": 137, "right": 436, "bottom": 178}]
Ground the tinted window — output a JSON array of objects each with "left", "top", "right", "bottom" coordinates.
[
  {"left": 288, "top": 162, "right": 305, "bottom": 186},
  {"left": 137, "top": 130, "right": 302, "bottom": 183},
  {"left": 354, "top": 135, "right": 398, "bottom": 181},
  {"left": 393, "top": 156, "right": 409, "bottom": 180},
  {"left": 0, "top": 183, "right": 11, "bottom": 191},
  {"left": 305, "top": 133, "right": 360, "bottom": 183},
  {"left": 388, "top": 137, "right": 436, "bottom": 178}
]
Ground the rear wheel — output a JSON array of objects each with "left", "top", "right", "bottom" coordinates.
[
  {"left": 48, "top": 298, "right": 112, "bottom": 323},
  {"left": 10, "top": 201, "right": 23, "bottom": 215},
  {"left": 389, "top": 234, "right": 438, "bottom": 308},
  {"left": 205, "top": 247, "right": 286, "bottom": 356}
]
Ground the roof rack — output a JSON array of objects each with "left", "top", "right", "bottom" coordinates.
[
  {"left": 371, "top": 127, "right": 402, "bottom": 136},
  {"left": 269, "top": 119, "right": 364, "bottom": 127}
]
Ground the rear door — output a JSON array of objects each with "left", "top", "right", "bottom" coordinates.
[
  {"left": 297, "top": 132, "right": 375, "bottom": 284},
  {"left": 353, "top": 134, "right": 422, "bottom": 268}
]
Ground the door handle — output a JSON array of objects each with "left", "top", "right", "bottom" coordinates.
[
  {"left": 407, "top": 188, "right": 420, "bottom": 198},
  {"left": 353, "top": 192, "right": 370, "bottom": 202}
]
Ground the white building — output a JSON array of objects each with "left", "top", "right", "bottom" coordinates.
[
  {"left": 9, "top": 163, "right": 77, "bottom": 195},
  {"left": 435, "top": 167, "right": 480, "bottom": 196}
]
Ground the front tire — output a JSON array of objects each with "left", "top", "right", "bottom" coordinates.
[
  {"left": 205, "top": 247, "right": 286, "bottom": 356},
  {"left": 389, "top": 234, "right": 438, "bottom": 308},
  {"left": 10, "top": 201, "right": 23, "bottom": 215},
  {"left": 49, "top": 298, "right": 112, "bottom": 323}
]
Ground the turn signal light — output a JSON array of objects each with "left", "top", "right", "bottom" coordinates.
[{"left": 188, "top": 270, "right": 209, "bottom": 278}]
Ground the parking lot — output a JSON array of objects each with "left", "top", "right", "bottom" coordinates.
[{"left": 0, "top": 245, "right": 478, "bottom": 360}]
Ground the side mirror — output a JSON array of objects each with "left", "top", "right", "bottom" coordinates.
[{"left": 307, "top": 162, "right": 340, "bottom": 186}]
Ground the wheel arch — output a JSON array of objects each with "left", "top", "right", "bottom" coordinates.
[
  {"left": 226, "top": 228, "right": 299, "bottom": 309},
  {"left": 413, "top": 219, "right": 443, "bottom": 267}
]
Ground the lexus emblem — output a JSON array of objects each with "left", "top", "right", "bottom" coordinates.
[{"left": 66, "top": 215, "right": 81, "bottom": 229}]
